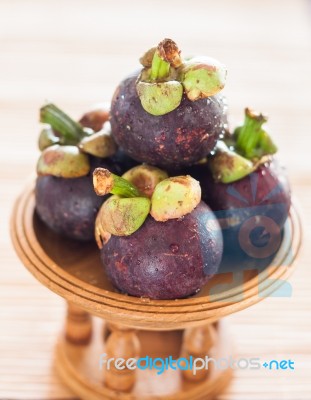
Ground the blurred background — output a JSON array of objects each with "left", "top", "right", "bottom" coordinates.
[{"left": 1, "top": 0, "right": 311, "bottom": 399}]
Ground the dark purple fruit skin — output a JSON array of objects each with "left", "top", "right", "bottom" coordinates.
[
  {"left": 35, "top": 174, "right": 105, "bottom": 242},
  {"left": 109, "top": 148, "right": 139, "bottom": 174},
  {"left": 35, "top": 149, "right": 137, "bottom": 242},
  {"left": 35, "top": 157, "right": 115, "bottom": 242},
  {"left": 197, "top": 158, "right": 291, "bottom": 227},
  {"left": 110, "top": 72, "right": 228, "bottom": 169},
  {"left": 190, "top": 159, "right": 291, "bottom": 261},
  {"left": 100, "top": 201, "right": 223, "bottom": 299}
]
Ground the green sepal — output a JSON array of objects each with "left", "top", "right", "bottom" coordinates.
[
  {"left": 209, "top": 141, "right": 255, "bottom": 183},
  {"left": 180, "top": 56, "right": 227, "bottom": 101},
  {"left": 97, "top": 195, "right": 151, "bottom": 236},
  {"left": 37, "top": 145, "right": 90, "bottom": 178},
  {"left": 122, "top": 165, "right": 168, "bottom": 198},
  {"left": 79, "top": 123, "right": 117, "bottom": 158},
  {"left": 38, "top": 125, "right": 60, "bottom": 151},
  {"left": 136, "top": 81, "right": 183, "bottom": 116},
  {"left": 151, "top": 176, "right": 201, "bottom": 221}
]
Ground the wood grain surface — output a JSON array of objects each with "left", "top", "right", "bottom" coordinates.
[{"left": 1, "top": 0, "right": 311, "bottom": 399}]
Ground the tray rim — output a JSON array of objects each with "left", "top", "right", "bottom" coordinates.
[{"left": 10, "top": 181, "right": 302, "bottom": 329}]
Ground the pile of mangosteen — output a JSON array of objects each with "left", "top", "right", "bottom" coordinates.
[{"left": 35, "top": 38, "right": 291, "bottom": 300}]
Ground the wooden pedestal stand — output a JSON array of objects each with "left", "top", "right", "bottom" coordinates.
[{"left": 11, "top": 183, "right": 301, "bottom": 400}]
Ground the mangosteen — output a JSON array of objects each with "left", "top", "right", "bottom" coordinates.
[
  {"left": 110, "top": 38, "right": 228, "bottom": 169},
  {"left": 93, "top": 167, "right": 223, "bottom": 299},
  {"left": 35, "top": 103, "right": 118, "bottom": 241},
  {"left": 191, "top": 108, "right": 291, "bottom": 262},
  {"left": 78, "top": 103, "right": 139, "bottom": 174},
  {"left": 36, "top": 174, "right": 104, "bottom": 242}
]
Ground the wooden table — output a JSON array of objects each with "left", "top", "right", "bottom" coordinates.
[{"left": 1, "top": 0, "right": 311, "bottom": 399}]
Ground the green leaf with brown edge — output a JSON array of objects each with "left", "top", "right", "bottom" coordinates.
[
  {"left": 122, "top": 165, "right": 168, "bottom": 198},
  {"left": 209, "top": 141, "right": 255, "bottom": 183},
  {"left": 136, "top": 81, "right": 183, "bottom": 116},
  {"left": 151, "top": 176, "right": 201, "bottom": 221},
  {"left": 139, "top": 46, "right": 157, "bottom": 67},
  {"left": 97, "top": 195, "right": 151, "bottom": 236},
  {"left": 180, "top": 56, "right": 227, "bottom": 101},
  {"left": 79, "top": 123, "right": 117, "bottom": 158},
  {"left": 37, "top": 144, "right": 90, "bottom": 178},
  {"left": 38, "top": 124, "right": 60, "bottom": 151}
]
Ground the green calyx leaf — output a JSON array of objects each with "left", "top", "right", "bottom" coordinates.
[
  {"left": 122, "top": 165, "right": 168, "bottom": 198},
  {"left": 235, "top": 108, "right": 277, "bottom": 160},
  {"left": 150, "top": 176, "right": 201, "bottom": 221},
  {"left": 180, "top": 56, "right": 227, "bottom": 101},
  {"left": 79, "top": 122, "right": 117, "bottom": 158},
  {"left": 37, "top": 145, "right": 90, "bottom": 178},
  {"left": 209, "top": 141, "right": 255, "bottom": 183},
  {"left": 97, "top": 195, "right": 151, "bottom": 236},
  {"left": 136, "top": 81, "right": 183, "bottom": 116},
  {"left": 139, "top": 46, "right": 157, "bottom": 67},
  {"left": 38, "top": 124, "right": 60, "bottom": 151},
  {"left": 137, "top": 40, "right": 227, "bottom": 114},
  {"left": 136, "top": 38, "right": 184, "bottom": 116}
]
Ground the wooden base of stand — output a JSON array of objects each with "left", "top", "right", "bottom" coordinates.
[{"left": 55, "top": 317, "right": 233, "bottom": 400}]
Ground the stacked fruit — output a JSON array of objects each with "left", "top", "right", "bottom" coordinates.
[
  {"left": 35, "top": 38, "right": 291, "bottom": 299},
  {"left": 35, "top": 103, "right": 136, "bottom": 241}
]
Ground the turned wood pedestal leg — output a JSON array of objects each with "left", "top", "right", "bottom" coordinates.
[
  {"left": 181, "top": 324, "right": 217, "bottom": 382},
  {"left": 55, "top": 309, "right": 233, "bottom": 400},
  {"left": 65, "top": 302, "right": 92, "bottom": 345},
  {"left": 104, "top": 324, "right": 140, "bottom": 391}
]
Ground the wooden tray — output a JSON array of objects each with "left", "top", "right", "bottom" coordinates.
[{"left": 11, "top": 181, "right": 302, "bottom": 330}]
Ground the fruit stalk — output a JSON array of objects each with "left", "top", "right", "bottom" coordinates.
[
  {"left": 93, "top": 168, "right": 151, "bottom": 239},
  {"left": 93, "top": 168, "right": 141, "bottom": 197},
  {"left": 40, "top": 103, "right": 86, "bottom": 145},
  {"left": 149, "top": 38, "right": 182, "bottom": 81},
  {"left": 235, "top": 108, "right": 277, "bottom": 159}
]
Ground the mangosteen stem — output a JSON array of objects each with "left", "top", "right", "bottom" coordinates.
[
  {"left": 93, "top": 168, "right": 141, "bottom": 198},
  {"left": 40, "top": 103, "right": 86, "bottom": 145},
  {"left": 150, "top": 52, "right": 170, "bottom": 81},
  {"left": 149, "top": 38, "right": 182, "bottom": 81},
  {"left": 235, "top": 108, "right": 277, "bottom": 160}
]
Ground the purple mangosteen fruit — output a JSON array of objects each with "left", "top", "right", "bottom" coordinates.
[
  {"left": 35, "top": 103, "right": 119, "bottom": 241},
  {"left": 110, "top": 38, "right": 228, "bottom": 169},
  {"left": 93, "top": 166, "right": 223, "bottom": 299},
  {"left": 191, "top": 108, "right": 291, "bottom": 262},
  {"left": 36, "top": 174, "right": 104, "bottom": 242},
  {"left": 78, "top": 103, "right": 139, "bottom": 174}
]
